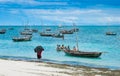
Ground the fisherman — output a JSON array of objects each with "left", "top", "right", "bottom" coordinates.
[
  {"left": 64, "top": 46, "right": 67, "bottom": 51},
  {"left": 56, "top": 44, "right": 61, "bottom": 51},
  {"left": 73, "top": 46, "right": 77, "bottom": 51},
  {"left": 67, "top": 46, "right": 70, "bottom": 50},
  {"left": 61, "top": 44, "right": 64, "bottom": 49}
]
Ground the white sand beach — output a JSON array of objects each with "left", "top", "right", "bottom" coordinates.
[{"left": 0, "top": 59, "right": 119, "bottom": 76}]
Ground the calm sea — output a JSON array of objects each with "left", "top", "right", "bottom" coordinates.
[{"left": 0, "top": 26, "right": 120, "bottom": 70}]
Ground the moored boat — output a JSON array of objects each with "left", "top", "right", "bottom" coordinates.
[
  {"left": 60, "top": 30, "right": 74, "bottom": 34},
  {"left": 106, "top": 32, "right": 116, "bottom": 35},
  {"left": 70, "top": 28, "right": 79, "bottom": 32},
  {"left": 40, "top": 32, "right": 54, "bottom": 37},
  {"left": 32, "top": 29, "right": 38, "bottom": 33},
  {"left": 52, "top": 33, "right": 64, "bottom": 39},
  {"left": 46, "top": 28, "right": 51, "bottom": 31},
  {"left": 0, "top": 29, "right": 6, "bottom": 34},
  {"left": 64, "top": 49, "right": 102, "bottom": 58},
  {"left": 40, "top": 32, "right": 53, "bottom": 37},
  {"left": 56, "top": 45, "right": 102, "bottom": 58},
  {"left": 12, "top": 36, "right": 31, "bottom": 42},
  {"left": 20, "top": 31, "right": 33, "bottom": 35}
]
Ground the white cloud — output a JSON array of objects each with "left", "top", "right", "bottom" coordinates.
[
  {"left": 0, "top": 0, "right": 10, "bottom": 2},
  {"left": 1, "top": 8, "right": 120, "bottom": 25},
  {"left": 0, "top": 0, "right": 67, "bottom": 5},
  {"left": 40, "top": 16, "right": 78, "bottom": 23},
  {"left": 23, "top": 9, "right": 102, "bottom": 16},
  {"left": 21, "top": 9, "right": 103, "bottom": 24}
]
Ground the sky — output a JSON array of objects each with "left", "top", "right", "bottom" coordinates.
[{"left": 0, "top": 0, "right": 120, "bottom": 26}]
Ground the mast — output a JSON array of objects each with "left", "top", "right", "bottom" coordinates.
[
  {"left": 73, "top": 23, "right": 79, "bottom": 51},
  {"left": 40, "top": 19, "right": 44, "bottom": 32},
  {"left": 24, "top": 20, "right": 29, "bottom": 30}
]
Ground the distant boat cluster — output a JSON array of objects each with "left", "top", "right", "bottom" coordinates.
[
  {"left": 40, "top": 27, "right": 79, "bottom": 39},
  {"left": 12, "top": 28, "right": 38, "bottom": 42},
  {"left": 0, "top": 26, "right": 79, "bottom": 42}
]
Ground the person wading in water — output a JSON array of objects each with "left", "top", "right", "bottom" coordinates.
[{"left": 34, "top": 45, "right": 44, "bottom": 59}]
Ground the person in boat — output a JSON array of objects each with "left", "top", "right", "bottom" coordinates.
[
  {"left": 56, "top": 44, "right": 61, "bottom": 51},
  {"left": 63, "top": 46, "right": 66, "bottom": 50},
  {"left": 73, "top": 46, "right": 77, "bottom": 51},
  {"left": 67, "top": 46, "right": 70, "bottom": 50},
  {"left": 61, "top": 44, "right": 64, "bottom": 49}
]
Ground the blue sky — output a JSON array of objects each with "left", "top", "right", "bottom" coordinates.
[{"left": 0, "top": 0, "right": 120, "bottom": 25}]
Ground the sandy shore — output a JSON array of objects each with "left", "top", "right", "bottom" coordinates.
[{"left": 0, "top": 59, "right": 120, "bottom": 76}]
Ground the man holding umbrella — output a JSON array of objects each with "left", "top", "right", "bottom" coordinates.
[{"left": 34, "top": 45, "right": 44, "bottom": 59}]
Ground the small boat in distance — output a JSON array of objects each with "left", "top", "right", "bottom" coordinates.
[
  {"left": 70, "top": 28, "right": 79, "bottom": 32},
  {"left": 20, "top": 30, "right": 33, "bottom": 35},
  {"left": 32, "top": 29, "right": 38, "bottom": 33},
  {"left": 40, "top": 32, "right": 54, "bottom": 37},
  {"left": 60, "top": 30, "right": 74, "bottom": 34},
  {"left": 52, "top": 33, "right": 64, "bottom": 39},
  {"left": 0, "top": 29, "right": 6, "bottom": 34},
  {"left": 12, "top": 36, "right": 32, "bottom": 42},
  {"left": 106, "top": 32, "right": 117, "bottom": 35},
  {"left": 46, "top": 28, "right": 51, "bottom": 31}
]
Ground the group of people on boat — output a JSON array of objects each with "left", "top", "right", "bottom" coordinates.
[{"left": 56, "top": 44, "right": 77, "bottom": 51}]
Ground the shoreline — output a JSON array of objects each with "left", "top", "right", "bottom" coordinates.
[
  {"left": 1, "top": 55, "right": 120, "bottom": 70},
  {"left": 0, "top": 59, "right": 120, "bottom": 76}
]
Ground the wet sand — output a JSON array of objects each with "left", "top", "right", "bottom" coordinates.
[{"left": 0, "top": 59, "right": 120, "bottom": 76}]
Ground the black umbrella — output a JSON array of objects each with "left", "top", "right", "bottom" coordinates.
[{"left": 34, "top": 45, "right": 44, "bottom": 52}]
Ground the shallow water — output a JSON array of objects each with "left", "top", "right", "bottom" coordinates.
[{"left": 0, "top": 26, "right": 120, "bottom": 70}]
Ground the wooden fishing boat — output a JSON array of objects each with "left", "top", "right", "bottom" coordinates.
[
  {"left": 21, "top": 35, "right": 32, "bottom": 38},
  {"left": 32, "top": 29, "right": 38, "bottom": 33},
  {"left": 0, "top": 29, "right": 6, "bottom": 34},
  {"left": 60, "top": 30, "right": 74, "bottom": 34},
  {"left": 70, "top": 28, "right": 79, "bottom": 32},
  {"left": 20, "top": 31, "right": 33, "bottom": 35},
  {"left": 52, "top": 33, "right": 64, "bottom": 39},
  {"left": 64, "top": 50, "right": 102, "bottom": 58},
  {"left": 46, "top": 28, "right": 51, "bottom": 31},
  {"left": 12, "top": 36, "right": 31, "bottom": 42},
  {"left": 62, "top": 23, "right": 102, "bottom": 58},
  {"left": 40, "top": 32, "right": 54, "bottom": 37},
  {"left": 106, "top": 32, "right": 116, "bottom": 35}
]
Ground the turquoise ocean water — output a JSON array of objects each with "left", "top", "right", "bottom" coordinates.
[{"left": 0, "top": 26, "right": 120, "bottom": 70}]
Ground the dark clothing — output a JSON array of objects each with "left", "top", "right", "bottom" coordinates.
[
  {"left": 37, "top": 54, "right": 41, "bottom": 59},
  {"left": 34, "top": 45, "right": 44, "bottom": 59},
  {"left": 37, "top": 51, "right": 42, "bottom": 59}
]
